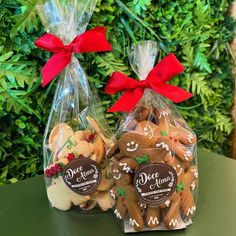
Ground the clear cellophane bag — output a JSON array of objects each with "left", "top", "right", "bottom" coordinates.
[
  {"left": 38, "top": 0, "right": 115, "bottom": 212},
  {"left": 107, "top": 41, "right": 198, "bottom": 232}
]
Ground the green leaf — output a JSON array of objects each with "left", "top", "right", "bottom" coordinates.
[
  {"left": 10, "top": 0, "right": 41, "bottom": 37},
  {"left": 130, "top": 0, "right": 151, "bottom": 15},
  {"left": 0, "top": 51, "right": 14, "bottom": 61},
  {"left": 194, "top": 45, "right": 212, "bottom": 73},
  {"left": 15, "top": 119, "right": 26, "bottom": 129},
  {"left": 95, "top": 52, "right": 130, "bottom": 76}
]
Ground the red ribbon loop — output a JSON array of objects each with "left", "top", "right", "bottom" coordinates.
[
  {"left": 35, "top": 26, "right": 112, "bottom": 87},
  {"left": 105, "top": 53, "right": 193, "bottom": 112}
]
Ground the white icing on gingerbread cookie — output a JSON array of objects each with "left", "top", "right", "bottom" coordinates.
[
  {"left": 119, "top": 162, "right": 133, "bottom": 173},
  {"left": 186, "top": 206, "right": 196, "bottom": 216},
  {"left": 143, "top": 124, "right": 154, "bottom": 139},
  {"left": 190, "top": 181, "right": 196, "bottom": 191},
  {"left": 187, "top": 134, "right": 194, "bottom": 144},
  {"left": 148, "top": 216, "right": 159, "bottom": 226},
  {"left": 110, "top": 189, "right": 116, "bottom": 199},
  {"left": 169, "top": 219, "right": 178, "bottom": 227},
  {"left": 184, "top": 149, "right": 192, "bottom": 160},
  {"left": 165, "top": 200, "right": 170, "bottom": 207},
  {"left": 173, "top": 164, "right": 183, "bottom": 176},
  {"left": 126, "top": 141, "right": 139, "bottom": 152},
  {"left": 129, "top": 218, "right": 140, "bottom": 227},
  {"left": 138, "top": 202, "right": 147, "bottom": 209},
  {"left": 191, "top": 168, "right": 198, "bottom": 178},
  {"left": 156, "top": 142, "right": 170, "bottom": 151},
  {"left": 114, "top": 209, "right": 122, "bottom": 219},
  {"left": 112, "top": 168, "right": 121, "bottom": 180}
]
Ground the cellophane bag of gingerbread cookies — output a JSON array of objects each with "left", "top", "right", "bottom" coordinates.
[
  {"left": 105, "top": 41, "right": 198, "bottom": 232},
  {"left": 35, "top": 0, "right": 115, "bottom": 212}
]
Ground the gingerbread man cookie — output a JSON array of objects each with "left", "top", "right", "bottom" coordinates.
[
  {"left": 160, "top": 156, "right": 198, "bottom": 229},
  {"left": 110, "top": 163, "right": 144, "bottom": 231},
  {"left": 135, "top": 110, "right": 196, "bottom": 162}
]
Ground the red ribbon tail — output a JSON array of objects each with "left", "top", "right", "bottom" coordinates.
[
  {"left": 42, "top": 51, "right": 71, "bottom": 87},
  {"left": 108, "top": 89, "right": 144, "bottom": 112},
  {"left": 152, "top": 83, "right": 193, "bottom": 103}
]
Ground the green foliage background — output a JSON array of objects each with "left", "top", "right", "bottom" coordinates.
[{"left": 0, "top": 0, "right": 235, "bottom": 184}]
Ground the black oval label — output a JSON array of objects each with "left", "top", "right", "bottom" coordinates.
[
  {"left": 134, "top": 163, "right": 177, "bottom": 205},
  {"left": 62, "top": 158, "right": 101, "bottom": 195}
]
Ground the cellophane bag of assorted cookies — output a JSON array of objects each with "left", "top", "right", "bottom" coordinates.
[
  {"left": 35, "top": 0, "right": 115, "bottom": 212},
  {"left": 106, "top": 41, "right": 198, "bottom": 232}
]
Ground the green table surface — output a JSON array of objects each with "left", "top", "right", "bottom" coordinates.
[{"left": 0, "top": 148, "right": 236, "bottom": 236}]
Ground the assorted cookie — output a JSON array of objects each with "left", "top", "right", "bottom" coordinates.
[
  {"left": 44, "top": 102, "right": 197, "bottom": 231},
  {"left": 45, "top": 117, "right": 114, "bottom": 211},
  {"left": 110, "top": 163, "right": 144, "bottom": 231},
  {"left": 108, "top": 105, "right": 197, "bottom": 231}
]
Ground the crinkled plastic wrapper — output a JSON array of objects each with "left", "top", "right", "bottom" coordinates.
[
  {"left": 38, "top": 0, "right": 115, "bottom": 212},
  {"left": 107, "top": 41, "right": 198, "bottom": 232}
]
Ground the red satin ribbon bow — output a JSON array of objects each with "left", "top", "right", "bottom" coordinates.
[
  {"left": 35, "top": 26, "right": 112, "bottom": 87},
  {"left": 105, "top": 53, "right": 192, "bottom": 112}
]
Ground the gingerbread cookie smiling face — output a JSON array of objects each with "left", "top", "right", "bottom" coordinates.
[{"left": 118, "top": 132, "right": 168, "bottom": 161}]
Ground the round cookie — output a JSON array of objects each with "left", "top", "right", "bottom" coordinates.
[{"left": 49, "top": 123, "right": 74, "bottom": 152}]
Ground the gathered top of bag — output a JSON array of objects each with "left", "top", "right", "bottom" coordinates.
[{"left": 37, "top": 0, "right": 97, "bottom": 43}]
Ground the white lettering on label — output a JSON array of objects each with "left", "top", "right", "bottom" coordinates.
[
  {"left": 64, "top": 166, "right": 95, "bottom": 183},
  {"left": 138, "top": 172, "right": 171, "bottom": 190}
]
